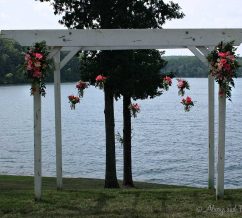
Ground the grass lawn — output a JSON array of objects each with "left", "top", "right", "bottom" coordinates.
[{"left": 0, "top": 175, "right": 242, "bottom": 217}]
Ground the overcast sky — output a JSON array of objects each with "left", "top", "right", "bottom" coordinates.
[{"left": 1, "top": 0, "right": 242, "bottom": 55}]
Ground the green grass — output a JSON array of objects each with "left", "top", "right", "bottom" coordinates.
[{"left": 1, "top": 175, "right": 242, "bottom": 217}]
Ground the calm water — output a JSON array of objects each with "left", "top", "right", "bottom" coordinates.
[{"left": 0, "top": 78, "right": 242, "bottom": 188}]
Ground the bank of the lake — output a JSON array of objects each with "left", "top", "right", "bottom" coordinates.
[{"left": 1, "top": 175, "right": 242, "bottom": 217}]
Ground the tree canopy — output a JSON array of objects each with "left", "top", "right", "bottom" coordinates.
[{"left": 38, "top": 0, "right": 184, "bottom": 29}]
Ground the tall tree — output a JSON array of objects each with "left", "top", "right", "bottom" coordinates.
[
  {"left": 38, "top": 0, "right": 184, "bottom": 187},
  {"left": 112, "top": 50, "right": 169, "bottom": 187}
]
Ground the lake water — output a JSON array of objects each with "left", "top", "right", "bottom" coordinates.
[{"left": 0, "top": 78, "right": 242, "bottom": 188}]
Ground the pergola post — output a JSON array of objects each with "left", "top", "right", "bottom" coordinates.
[
  {"left": 188, "top": 46, "right": 215, "bottom": 189},
  {"left": 53, "top": 46, "right": 80, "bottom": 190},
  {"left": 53, "top": 49, "right": 63, "bottom": 190},
  {"left": 208, "top": 74, "right": 215, "bottom": 189},
  {"left": 216, "top": 94, "right": 226, "bottom": 199},
  {"left": 34, "top": 86, "right": 42, "bottom": 200}
]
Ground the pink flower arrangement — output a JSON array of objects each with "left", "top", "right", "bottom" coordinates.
[
  {"left": 68, "top": 95, "right": 80, "bottom": 110},
  {"left": 181, "top": 96, "right": 194, "bottom": 112},
  {"left": 207, "top": 41, "right": 240, "bottom": 101},
  {"left": 129, "top": 103, "right": 141, "bottom": 118},
  {"left": 177, "top": 79, "right": 190, "bottom": 96},
  {"left": 163, "top": 76, "right": 172, "bottom": 91},
  {"left": 95, "top": 75, "right": 107, "bottom": 89},
  {"left": 23, "top": 41, "right": 53, "bottom": 96},
  {"left": 76, "top": 80, "right": 89, "bottom": 97}
]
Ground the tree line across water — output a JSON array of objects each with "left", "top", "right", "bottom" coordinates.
[{"left": 1, "top": 38, "right": 241, "bottom": 85}]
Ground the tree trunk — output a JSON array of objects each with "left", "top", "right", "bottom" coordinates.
[
  {"left": 123, "top": 95, "right": 134, "bottom": 187},
  {"left": 104, "top": 86, "right": 119, "bottom": 188}
]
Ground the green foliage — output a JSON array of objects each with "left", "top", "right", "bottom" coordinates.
[
  {"left": 0, "top": 38, "right": 24, "bottom": 84},
  {"left": 80, "top": 50, "right": 170, "bottom": 99},
  {"left": 163, "top": 56, "right": 208, "bottom": 77},
  {"left": 38, "top": 0, "right": 184, "bottom": 29},
  {"left": 164, "top": 56, "right": 242, "bottom": 78}
]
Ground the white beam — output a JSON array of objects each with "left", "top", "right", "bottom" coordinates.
[
  {"left": 196, "top": 46, "right": 212, "bottom": 54},
  {"left": 2, "top": 29, "right": 242, "bottom": 49},
  {"left": 60, "top": 47, "right": 81, "bottom": 70},
  {"left": 53, "top": 50, "right": 63, "bottom": 190},
  {"left": 34, "top": 87, "right": 42, "bottom": 200},
  {"left": 48, "top": 47, "right": 62, "bottom": 59},
  {"left": 216, "top": 94, "right": 226, "bottom": 199},
  {"left": 187, "top": 46, "right": 208, "bottom": 65}
]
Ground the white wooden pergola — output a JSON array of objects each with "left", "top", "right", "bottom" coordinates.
[{"left": 1, "top": 29, "right": 242, "bottom": 200}]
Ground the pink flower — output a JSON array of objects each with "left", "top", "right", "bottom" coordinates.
[
  {"left": 185, "top": 96, "right": 192, "bottom": 104},
  {"left": 27, "top": 60, "right": 33, "bottom": 70},
  {"left": 217, "top": 62, "right": 223, "bottom": 71},
  {"left": 33, "top": 70, "right": 42, "bottom": 78},
  {"left": 96, "top": 75, "right": 107, "bottom": 82},
  {"left": 129, "top": 103, "right": 141, "bottom": 118},
  {"left": 68, "top": 95, "right": 80, "bottom": 110},
  {"left": 220, "top": 59, "right": 227, "bottom": 65},
  {"left": 132, "top": 103, "right": 140, "bottom": 111},
  {"left": 76, "top": 81, "right": 88, "bottom": 89},
  {"left": 27, "top": 60, "right": 32, "bottom": 65},
  {"left": 177, "top": 79, "right": 185, "bottom": 88},
  {"left": 164, "top": 76, "right": 172, "bottom": 85},
  {"left": 226, "top": 51, "right": 231, "bottom": 56},
  {"left": 25, "top": 54, "right": 31, "bottom": 61},
  {"left": 34, "top": 53, "right": 43, "bottom": 60},
  {"left": 227, "top": 55, "right": 235, "bottom": 61},
  {"left": 218, "top": 52, "right": 227, "bottom": 58},
  {"left": 223, "top": 63, "right": 231, "bottom": 71},
  {"left": 27, "top": 64, "right": 33, "bottom": 70},
  {"left": 68, "top": 95, "right": 75, "bottom": 101},
  {"left": 68, "top": 95, "right": 80, "bottom": 103},
  {"left": 181, "top": 96, "right": 194, "bottom": 112}
]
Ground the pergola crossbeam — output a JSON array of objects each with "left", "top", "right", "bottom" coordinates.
[{"left": 1, "top": 29, "right": 242, "bottom": 48}]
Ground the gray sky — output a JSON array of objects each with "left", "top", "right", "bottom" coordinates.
[{"left": 1, "top": 0, "right": 242, "bottom": 55}]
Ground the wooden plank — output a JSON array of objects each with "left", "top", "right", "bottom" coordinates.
[
  {"left": 187, "top": 46, "right": 208, "bottom": 65},
  {"left": 34, "top": 87, "right": 42, "bottom": 200},
  {"left": 53, "top": 50, "right": 63, "bottom": 190},
  {"left": 216, "top": 94, "right": 226, "bottom": 199},
  {"left": 196, "top": 46, "right": 215, "bottom": 190},
  {"left": 192, "top": 46, "right": 215, "bottom": 189},
  {"left": 60, "top": 47, "right": 81, "bottom": 70},
  {"left": 48, "top": 47, "right": 61, "bottom": 59},
  {"left": 208, "top": 74, "right": 215, "bottom": 189},
  {"left": 2, "top": 29, "right": 242, "bottom": 49}
]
